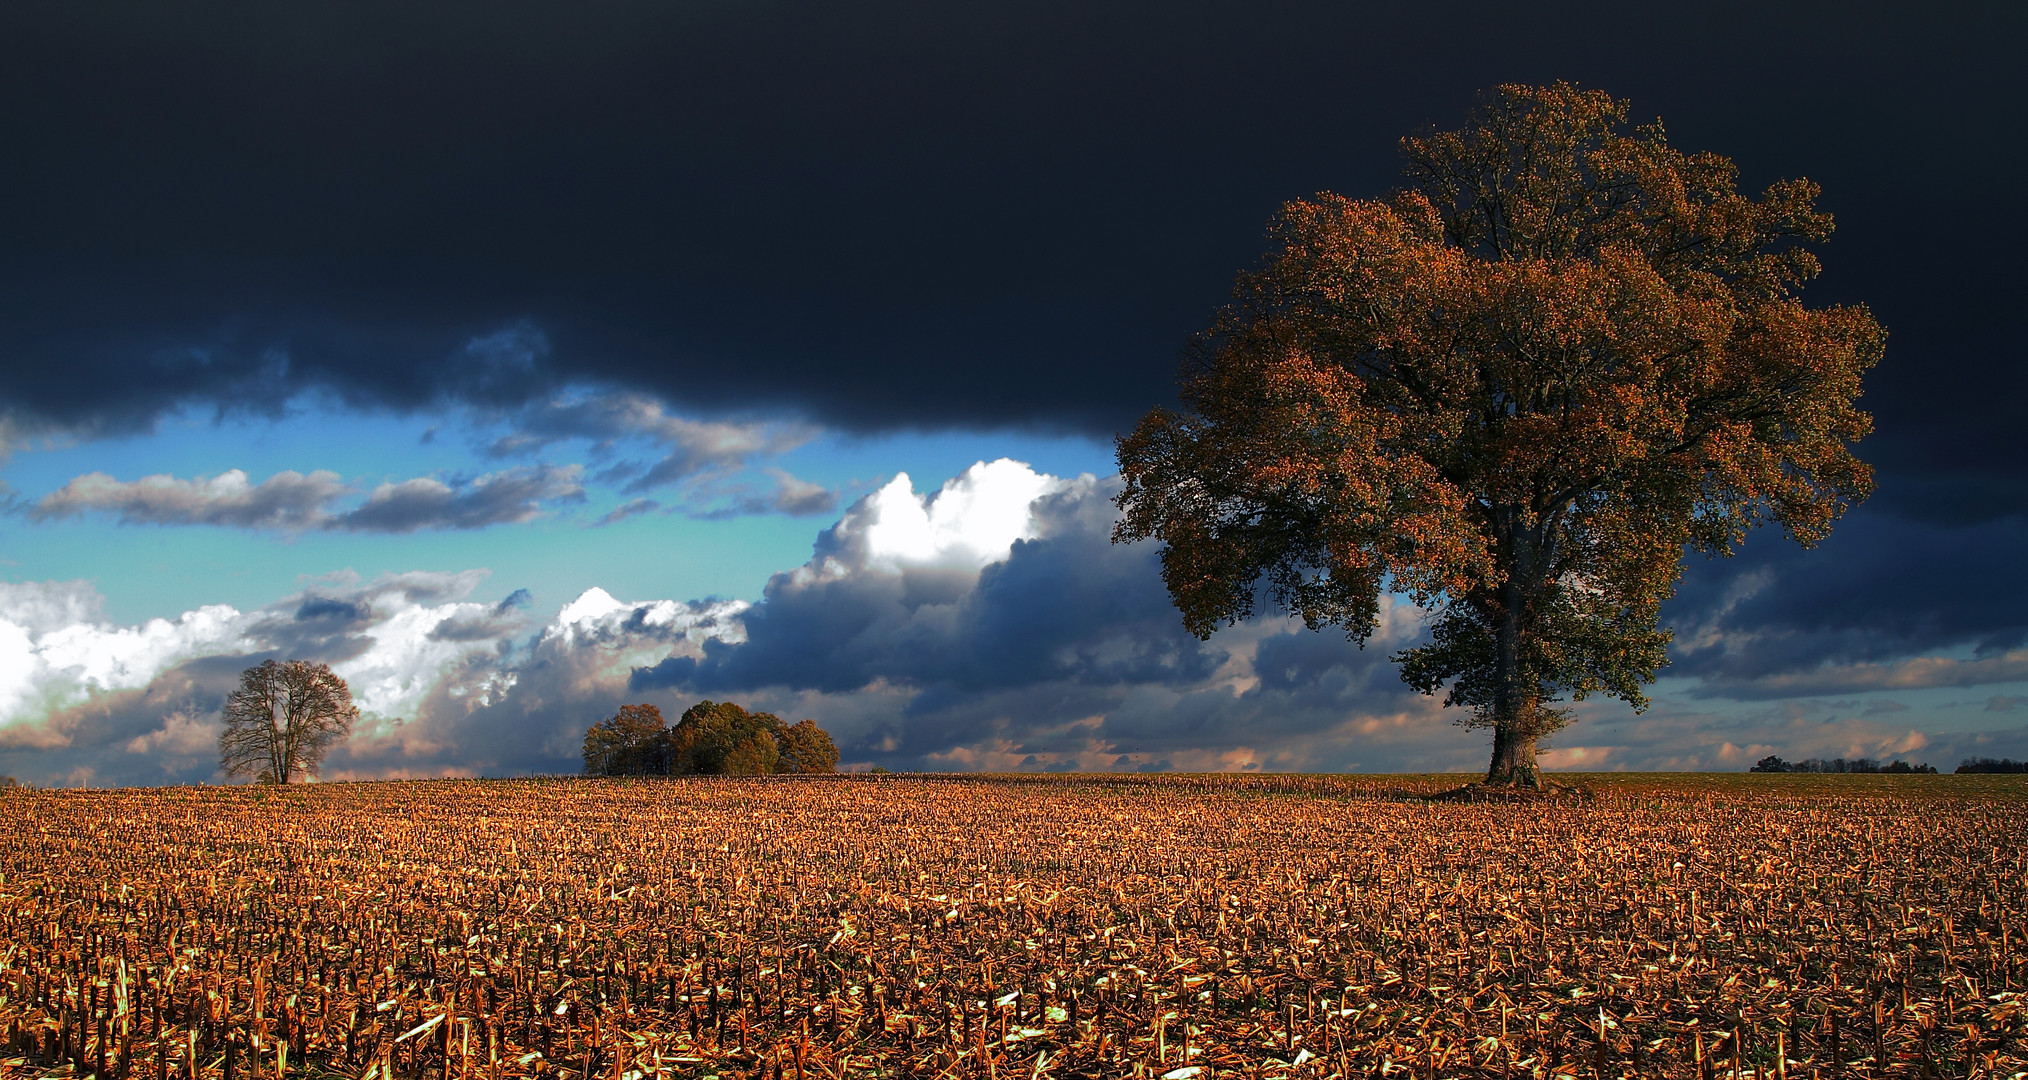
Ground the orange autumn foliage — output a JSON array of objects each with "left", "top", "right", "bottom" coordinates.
[{"left": 1115, "top": 84, "right": 1882, "bottom": 785}]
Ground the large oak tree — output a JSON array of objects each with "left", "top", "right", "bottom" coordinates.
[{"left": 1115, "top": 84, "right": 1881, "bottom": 786}]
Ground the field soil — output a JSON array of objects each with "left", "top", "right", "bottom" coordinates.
[{"left": 1, "top": 773, "right": 2022, "bottom": 1079}]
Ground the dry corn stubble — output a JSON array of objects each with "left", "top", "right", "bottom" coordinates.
[{"left": 0, "top": 772, "right": 2022, "bottom": 1079}]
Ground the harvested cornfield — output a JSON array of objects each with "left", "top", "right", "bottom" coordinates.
[{"left": 0, "top": 773, "right": 2022, "bottom": 1079}]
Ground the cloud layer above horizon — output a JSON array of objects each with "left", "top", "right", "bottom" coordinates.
[
  {"left": 4, "top": 459, "right": 2022, "bottom": 788},
  {"left": 2, "top": 5, "right": 2020, "bottom": 789}
]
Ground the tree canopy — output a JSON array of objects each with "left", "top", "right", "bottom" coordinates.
[
  {"left": 669, "top": 700, "right": 783, "bottom": 776},
  {"left": 777, "top": 718, "right": 843, "bottom": 775},
  {"left": 581, "top": 703, "right": 671, "bottom": 777},
  {"left": 217, "top": 659, "right": 359, "bottom": 784},
  {"left": 581, "top": 700, "right": 839, "bottom": 777},
  {"left": 1115, "top": 83, "right": 1881, "bottom": 786}
]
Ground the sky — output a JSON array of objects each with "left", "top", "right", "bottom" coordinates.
[{"left": 1, "top": 0, "right": 2023, "bottom": 786}]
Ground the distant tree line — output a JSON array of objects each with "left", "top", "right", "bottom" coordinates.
[
  {"left": 1751, "top": 755, "right": 1937, "bottom": 774},
  {"left": 1954, "top": 757, "right": 2028, "bottom": 774},
  {"left": 582, "top": 700, "right": 839, "bottom": 776}
]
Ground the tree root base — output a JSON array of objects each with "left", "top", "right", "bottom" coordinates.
[{"left": 1427, "top": 781, "right": 1593, "bottom": 803}]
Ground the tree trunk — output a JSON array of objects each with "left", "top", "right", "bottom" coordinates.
[
  {"left": 1485, "top": 718, "right": 1540, "bottom": 788},
  {"left": 1485, "top": 537, "right": 1543, "bottom": 789}
]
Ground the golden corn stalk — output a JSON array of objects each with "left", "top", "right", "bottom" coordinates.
[{"left": 0, "top": 772, "right": 2021, "bottom": 1079}]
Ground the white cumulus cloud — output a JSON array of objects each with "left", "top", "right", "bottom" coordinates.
[
  {"left": 316, "top": 573, "right": 514, "bottom": 726},
  {"left": 547, "top": 587, "right": 748, "bottom": 650},
  {"left": 0, "top": 580, "right": 254, "bottom": 746},
  {"left": 838, "top": 458, "right": 1075, "bottom": 574}
]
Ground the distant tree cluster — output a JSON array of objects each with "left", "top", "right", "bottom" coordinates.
[
  {"left": 1751, "top": 755, "right": 1936, "bottom": 774},
  {"left": 1955, "top": 757, "right": 2028, "bottom": 774},
  {"left": 582, "top": 700, "right": 839, "bottom": 777}
]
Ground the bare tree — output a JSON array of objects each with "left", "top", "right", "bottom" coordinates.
[{"left": 218, "top": 660, "right": 359, "bottom": 783}]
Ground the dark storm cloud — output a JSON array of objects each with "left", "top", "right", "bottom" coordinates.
[
  {"left": 1, "top": 1, "right": 2019, "bottom": 483},
  {"left": 3, "top": 1, "right": 2019, "bottom": 708},
  {"left": 1661, "top": 509, "right": 2028, "bottom": 698}
]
